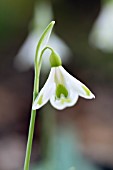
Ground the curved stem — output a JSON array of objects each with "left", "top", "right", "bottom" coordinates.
[
  {"left": 24, "top": 49, "right": 40, "bottom": 170},
  {"left": 23, "top": 47, "right": 54, "bottom": 170},
  {"left": 23, "top": 21, "right": 55, "bottom": 170},
  {"left": 41, "top": 46, "right": 54, "bottom": 55},
  {"left": 24, "top": 67, "right": 39, "bottom": 170}
]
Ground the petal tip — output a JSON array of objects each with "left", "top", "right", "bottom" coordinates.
[
  {"left": 92, "top": 94, "right": 95, "bottom": 99},
  {"left": 32, "top": 103, "right": 41, "bottom": 110},
  {"left": 89, "top": 92, "right": 95, "bottom": 99},
  {"left": 52, "top": 21, "right": 55, "bottom": 25},
  {"left": 32, "top": 104, "right": 37, "bottom": 110}
]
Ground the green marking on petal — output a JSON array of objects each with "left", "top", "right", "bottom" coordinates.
[
  {"left": 54, "top": 69, "right": 64, "bottom": 85},
  {"left": 37, "top": 95, "right": 43, "bottom": 105},
  {"left": 61, "top": 98, "right": 71, "bottom": 104},
  {"left": 82, "top": 85, "right": 91, "bottom": 96},
  {"left": 56, "top": 84, "right": 68, "bottom": 98}
]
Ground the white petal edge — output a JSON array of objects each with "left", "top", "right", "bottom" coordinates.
[
  {"left": 59, "top": 66, "right": 95, "bottom": 99},
  {"left": 32, "top": 68, "right": 55, "bottom": 110}
]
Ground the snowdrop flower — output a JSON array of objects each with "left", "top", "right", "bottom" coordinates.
[
  {"left": 24, "top": 21, "right": 95, "bottom": 170},
  {"left": 32, "top": 49, "right": 95, "bottom": 110}
]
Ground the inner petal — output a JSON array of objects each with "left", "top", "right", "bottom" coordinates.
[{"left": 56, "top": 84, "right": 68, "bottom": 98}]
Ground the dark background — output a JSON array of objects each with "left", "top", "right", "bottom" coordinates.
[{"left": 0, "top": 0, "right": 113, "bottom": 169}]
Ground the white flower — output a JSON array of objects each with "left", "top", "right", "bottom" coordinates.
[{"left": 32, "top": 66, "right": 95, "bottom": 110}]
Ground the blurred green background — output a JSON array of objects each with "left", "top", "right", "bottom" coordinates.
[{"left": 0, "top": 0, "right": 113, "bottom": 170}]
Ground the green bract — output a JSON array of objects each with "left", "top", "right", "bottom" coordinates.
[{"left": 35, "top": 21, "right": 55, "bottom": 64}]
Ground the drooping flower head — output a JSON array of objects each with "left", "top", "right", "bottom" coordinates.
[
  {"left": 32, "top": 21, "right": 95, "bottom": 110},
  {"left": 32, "top": 48, "right": 95, "bottom": 110}
]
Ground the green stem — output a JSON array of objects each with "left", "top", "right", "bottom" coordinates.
[
  {"left": 23, "top": 47, "right": 53, "bottom": 170},
  {"left": 24, "top": 66, "right": 39, "bottom": 170},
  {"left": 24, "top": 109, "right": 36, "bottom": 170},
  {"left": 23, "top": 41, "right": 49, "bottom": 170},
  {"left": 23, "top": 21, "right": 55, "bottom": 170},
  {"left": 23, "top": 49, "right": 50, "bottom": 170}
]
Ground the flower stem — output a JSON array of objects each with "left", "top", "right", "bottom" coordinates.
[
  {"left": 23, "top": 21, "right": 55, "bottom": 170},
  {"left": 23, "top": 46, "right": 55, "bottom": 170},
  {"left": 24, "top": 65, "right": 39, "bottom": 170},
  {"left": 24, "top": 109, "right": 36, "bottom": 170}
]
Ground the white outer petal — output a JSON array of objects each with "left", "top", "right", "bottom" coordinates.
[
  {"left": 59, "top": 66, "right": 95, "bottom": 99},
  {"left": 32, "top": 68, "right": 55, "bottom": 110}
]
